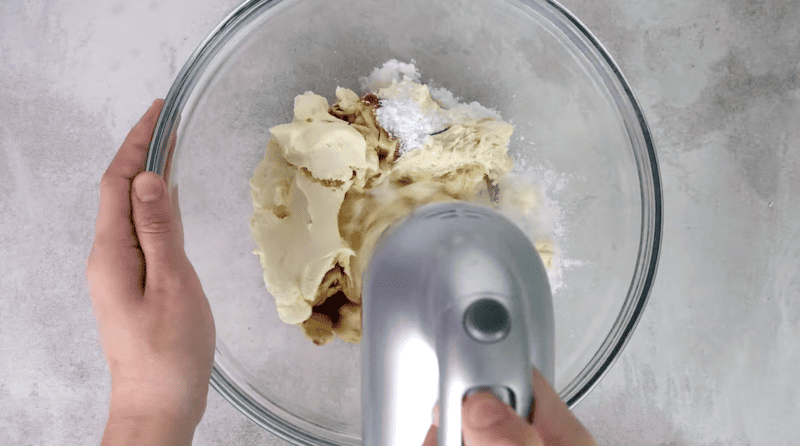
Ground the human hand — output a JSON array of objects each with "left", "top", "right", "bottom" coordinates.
[
  {"left": 422, "top": 368, "right": 597, "bottom": 446},
  {"left": 86, "top": 100, "right": 215, "bottom": 444}
]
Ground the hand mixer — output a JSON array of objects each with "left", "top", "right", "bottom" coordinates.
[{"left": 362, "top": 201, "right": 555, "bottom": 446}]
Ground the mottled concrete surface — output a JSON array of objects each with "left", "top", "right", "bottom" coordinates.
[{"left": 1, "top": 0, "right": 798, "bottom": 445}]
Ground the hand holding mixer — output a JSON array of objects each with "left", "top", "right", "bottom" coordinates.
[{"left": 362, "top": 201, "right": 555, "bottom": 445}]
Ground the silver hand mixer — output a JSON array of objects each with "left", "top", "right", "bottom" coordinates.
[{"left": 362, "top": 201, "right": 555, "bottom": 446}]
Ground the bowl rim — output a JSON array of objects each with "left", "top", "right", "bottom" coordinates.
[{"left": 146, "top": 0, "right": 663, "bottom": 442}]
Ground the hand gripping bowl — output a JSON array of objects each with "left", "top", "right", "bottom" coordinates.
[{"left": 145, "top": 0, "right": 662, "bottom": 444}]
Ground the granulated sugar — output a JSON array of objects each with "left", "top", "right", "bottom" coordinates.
[
  {"left": 372, "top": 81, "right": 447, "bottom": 155},
  {"left": 363, "top": 59, "right": 421, "bottom": 92},
  {"left": 505, "top": 154, "right": 585, "bottom": 294},
  {"left": 363, "top": 59, "right": 502, "bottom": 155}
]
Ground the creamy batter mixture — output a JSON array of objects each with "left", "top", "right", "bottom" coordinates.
[{"left": 249, "top": 60, "right": 553, "bottom": 345}]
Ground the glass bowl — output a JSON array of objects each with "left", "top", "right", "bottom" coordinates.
[{"left": 146, "top": 0, "right": 662, "bottom": 444}]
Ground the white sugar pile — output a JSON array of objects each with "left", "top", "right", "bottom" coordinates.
[
  {"left": 363, "top": 59, "right": 501, "bottom": 155},
  {"left": 372, "top": 80, "right": 447, "bottom": 155},
  {"left": 504, "top": 157, "right": 585, "bottom": 294},
  {"left": 363, "top": 59, "right": 421, "bottom": 92}
]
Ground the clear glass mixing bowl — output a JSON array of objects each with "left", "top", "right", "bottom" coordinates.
[{"left": 146, "top": 0, "right": 662, "bottom": 444}]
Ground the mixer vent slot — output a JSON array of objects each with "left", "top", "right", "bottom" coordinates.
[
  {"left": 424, "top": 208, "right": 488, "bottom": 220},
  {"left": 462, "top": 210, "right": 485, "bottom": 219},
  {"left": 425, "top": 209, "right": 458, "bottom": 220}
]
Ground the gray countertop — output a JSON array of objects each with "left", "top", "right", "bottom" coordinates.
[{"left": 1, "top": 0, "right": 797, "bottom": 444}]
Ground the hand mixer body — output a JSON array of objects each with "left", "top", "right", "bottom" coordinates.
[{"left": 362, "top": 202, "right": 554, "bottom": 446}]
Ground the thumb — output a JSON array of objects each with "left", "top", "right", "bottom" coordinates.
[
  {"left": 462, "top": 391, "right": 542, "bottom": 446},
  {"left": 132, "top": 171, "right": 186, "bottom": 281}
]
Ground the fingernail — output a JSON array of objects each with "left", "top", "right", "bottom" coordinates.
[
  {"left": 135, "top": 173, "right": 164, "bottom": 202},
  {"left": 464, "top": 392, "right": 507, "bottom": 429}
]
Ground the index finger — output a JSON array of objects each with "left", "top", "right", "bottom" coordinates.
[{"left": 93, "top": 99, "right": 165, "bottom": 248}]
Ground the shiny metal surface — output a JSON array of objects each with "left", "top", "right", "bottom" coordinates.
[{"left": 362, "top": 202, "right": 554, "bottom": 445}]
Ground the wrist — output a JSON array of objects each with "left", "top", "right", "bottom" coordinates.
[
  {"left": 104, "top": 385, "right": 206, "bottom": 446},
  {"left": 109, "top": 380, "right": 209, "bottom": 428},
  {"left": 102, "top": 412, "right": 197, "bottom": 446}
]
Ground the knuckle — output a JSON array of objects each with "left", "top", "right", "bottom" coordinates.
[
  {"left": 147, "top": 269, "right": 190, "bottom": 296},
  {"left": 136, "top": 211, "right": 172, "bottom": 235},
  {"left": 123, "top": 125, "right": 151, "bottom": 148},
  {"left": 85, "top": 246, "right": 107, "bottom": 283},
  {"left": 85, "top": 253, "right": 107, "bottom": 303},
  {"left": 99, "top": 172, "right": 121, "bottom": 191},
  {"left": 138, "top": 219, "right": 172, "bottom": 235},
  {"left": 99, "top": 172, "right": 113, "bottom": 187}
]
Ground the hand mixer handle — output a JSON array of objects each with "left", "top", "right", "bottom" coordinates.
[{"left": 434, "top": 275, "right": 535, "bottom": 446}]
